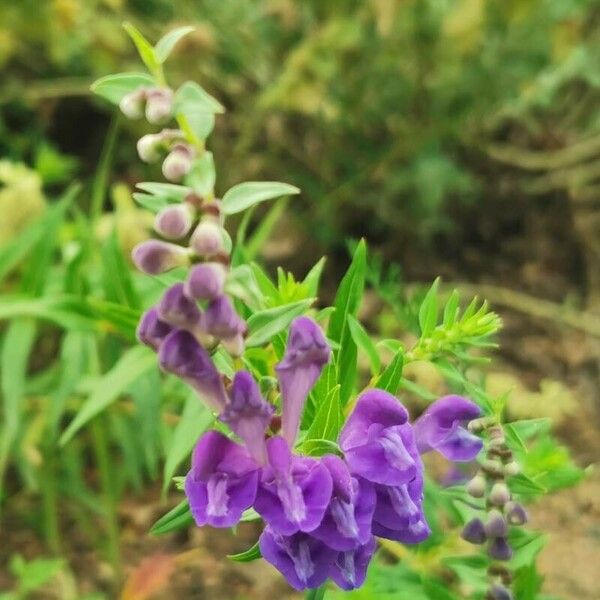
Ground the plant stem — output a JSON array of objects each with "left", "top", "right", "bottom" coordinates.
[{"left": 90, "top": 114, "right": 120, "bottom": 224}]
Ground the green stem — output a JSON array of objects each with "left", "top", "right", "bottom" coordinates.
[
  {"left": 90, "top": 114, "right": 120, "bottom": 223},
  {"left": 41, "top": 447, "right": 61, "bottom": 554},
  {"left": 305, "top": 585, "right": 327, "bottom": 600},
  {"left": 91, "top": 418, "right": 122, "bottom": 582}
]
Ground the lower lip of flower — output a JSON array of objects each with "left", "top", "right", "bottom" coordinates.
[
  {"left": 206, "top": 474, "right": 230, "bottom": 517},
  {"left": 330, "top": 497, "right": 359, "bottom": 539}
]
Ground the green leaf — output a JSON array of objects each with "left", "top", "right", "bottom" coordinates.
[
  {"left": 347, "top": 314, "right": 381, "bottom": 376},
  {"left": 185, "top": 152, "right": 216, "bottom": 197},
  {"left": 60, "top": 346, "right": 157, "bottom": 445},
  {"left": 305, "top": 586, "right": 326, "bottom": 600},
  {"left": 91, "top": 72, "right": 155, "bottom": 105},
  {"left": 306, "top": 385, "right": 343, "bottom": 442},
  {"left": 327, "top": 240, "right": 367, "bottom": 405},
  {"left": 101, "top": 229, "right": 140, "bottom": 308},
  {"left": 163, "top": 392, "right": 214, "bottom": 492},
  {"left": 509, "top": 529, "right": 547, "bottom": 571},
  {"left": 132, "top": 193, "right": 171, "bottom": 213},
  {"left": 376, "top": 351, "right": 404, "bottom": 394},
  {"left": 154, "top": 26, "right": 195, "bottom": 63},
  {"left": 9, "top": 555, "right": 64, "bottom": 592},
  {"left": 226, "top": 265, "right": 263, "bottom": 309},
  {"left": 136, "top": 182, "right": 191, "bottom": 199},
  {"left": 443, "top": 289, "right": 460, "bottom": 327},
  {"left": 227, "top": 541, "right": 262, "bottom": 562},
  {"left": 174, "top": 82, "right": 223, "bottom": 140},
  {"left": 222, "top": 181, "right": 300, "bottom": 215},
  {"left": 418, "top": 277, "right": 440, "bottom": 338},
  {"left": 303, "top": 258, "right": 326, "bottom": 298},
  {"left": 297, "top": 438, "right": 342, "bottom": 457},
  {"left": 245, "top": 299, "right": 314, "bottom": 347},
  {"left": 150, "top": 500, "right": 194, "bottom": 535},
  {"left": 123, "top": 23, "right": 160, "bottom": 74},
  {"left": 508, "top": 473, "right": 547, "bottom": 497}
]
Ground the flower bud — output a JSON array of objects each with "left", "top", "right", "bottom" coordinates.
[
  {"left": 157, "top": 283, "right": 202, "bottom": 329},
  {"left": 485, "top": 509, "right": 508, "bottom": 538},
  {"left": 481, "top": 459, "right": 504, "bottom": 478},
  {"left": 154, "top": 203, "right": 194, "bottom": 240},
  {"left": 136, "top": 307, "right": 173, "bottom": 351},
  {"left": 461, "top": 518, "right": 486, "bottom": 545},
  {"left": 137, "top": 133, "right": 163, "bottom": 163},
  {"left": 489, "top": 482, "right": 511, "bottom": 507},
  {"left": 131, "top": 240, "right": 189, "bottom": 274},
  {"left": 145, "top": 88, "right": 174, "bottom": 124},
  {"left": 487, "top": 584, "right": 513, "bottom": 600},
  {"left": 190, "top": 220, "right": 224, "bottom": 257},
  {"left": 487, "top": 537, "right": 513, "bottom": 561},
  {"left": 184, "top": 262, "right": 227, "bottom": 301},
  {"left": 119, "top": 88, "right": 147, "bottom": 119},
  {"left": 162, "top": 144, "right": 195, "bottom": 181},
  {"left": 505, "top": 501, "right": 528, "bottom": 526},
  {"left": 466, "top": 473, "right": 486, "bottom": 498},
  {"left": 503, "top": 461, "right": 520, "bottom": 476}
]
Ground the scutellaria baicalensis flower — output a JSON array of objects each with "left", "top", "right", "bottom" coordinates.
[
  {"left": 184, "top": 430, "right": 260, "bottom": 528},
  {"left": 329, "top": 536, "right": 377, "bottom": 591},
  {"left": 412, "top": 394, "right": 483, "bottom": 461},
  {"left": 184, "top": 262, "right": 227, "bottom": 301},
  {"left": 276, "top": 316, "right": 331, "bottom": 447},
  {"left": 136, "top": 307, "right": 173, "bottom": 351},
  {"left": 131, "top": 239, "right": 189, "bottom": 274}
]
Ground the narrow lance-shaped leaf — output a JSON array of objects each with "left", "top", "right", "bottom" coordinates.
[
  {"left": 245, "top": 299, "right": 314, "bottom": 347},
  {"left": 123, "top": 22, "right": 160, "bottom": 76},
  {"left": 222, "top": 181, "right": 300, "bottom": 215},
  {"left": 91, "top": 73, "right": 155, "bottom": 105},
  {"left": 347, "top": 314, "right": 381, "bottom": 376},
  {"left": 418, "top": 277, "right": 440, "bottom": 338},
  {"left": 154, "top": 26, "right": 195, "bottom": 64}
]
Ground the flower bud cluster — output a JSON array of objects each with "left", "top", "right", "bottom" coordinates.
[
  {"left": 461, "top": 421, "right": 529, "bottom": 600},
  {"left": 120, "top": 86, "right": 174, "bottom": 124}
]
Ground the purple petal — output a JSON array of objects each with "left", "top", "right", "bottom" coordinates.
[
  {"left": 219, "top": 371, "right": 274, "bottom": 464},
  {"left": 136, "top": 307, "right": 173, "bottom": 351},
  {"left": 372, "top": 517, "right": 431, "bottom": 544},
  {"left": 158, "top": 329, "right": 228, "bottom": 412},
  {"left": 184, "top": 262, "right": 227, "bottom": 301},
  {"left": 202, "top": 296, "right": 246, "bottom": 340},
  {"left": 254, "top": 436, "right": 332, "bottom": 535},
  {"left": 329, "top": 537, "right": 377, "bottom": 591},
  {"left": 339, "top": 389, "right": 409, "bottom": 452},
  {"left": 185, "top": 431, "right": 260, "bottom": 528},
  {"left": 311, "top": 457, "right": 376, "bottom": 551},
  {"left": 413, "top": 395, "right": 483, "bottom": 461},
  {"left": 132, "top": 240, "right": 189, "bottom": 274},
  {"left": 259, "top": 528, "right": 336, "bottom": 591},
  {"left": 276, "top": 317, "right": 330, "bottom": 447},
  {"left": 157, "top": 283, "right": 202, "bottom": 330}
]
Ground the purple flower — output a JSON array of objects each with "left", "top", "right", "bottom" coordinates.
[
  {"left": 310, "top": 455, "right": 376, "bottom": 551},
  {"left": 329, "top": 537, "right": 377, "bottom": 591},
  {"left": 157, "top": 283, "right": 202, "bottom": 330},
  {"left": 276, "top": 317, "right": 331, "bottom": 447},
  {"left": 158, "top": 329, "right": 228, "bottom": 412},
  {"left": 184, "top": 431, "right": 259, "bottom": 528},
  {"left": 136, "top": 307, "right": 173, "bottom": 351},
  {"left": 254, "top": 436, "right": 332, "bottom": 535},
  {"left": 132, "top": 240, "right": 189, "bottom": 274},
  {"left": 219, "top": 371, "right": 274, "bottom": 464},
  {"left": 339, "top": 390, "right": 417, "bottom": 486},
  {"left": 202, "top": 296, "right": 247, "bottom": 357},
  {"left": 259, "top": 527, "right": 335, "bottom": 591},
  {"left": 184, "top": 262, "right": 227, "bottom": 301},
  {"left": 412, "top": 395, "right": 483, "bottom": 462}
]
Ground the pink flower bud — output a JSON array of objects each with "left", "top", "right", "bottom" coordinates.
[
  {"left": 131, "top": 240, "right": 189, "bottom": 274},
  {"left": 145, "top": 88, "right": 174, "bottom": 124},
  {"left": 154, "top": 203, "right": 195, "bottom": 240},
  {"left": 162, "top": 144, "right": 195, "bottom": 181},
  {"left": 137, "top": 134, "right": 163, "bottom": 163},
  {"left": 190, "top": 220, "right": 224, "bottom": 257},
  {"left": 119, "top": 88, "right": 147, "bottom": 119}
]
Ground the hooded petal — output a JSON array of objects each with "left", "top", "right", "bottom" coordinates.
[
  {"left": 276, "top": 317, "right": 330, "bottom": 447},
  {"left": 157, "top": 282, "right": 202, "bottom": 329},
  {"left": 372, "top": 517, "right": 431, "bottom": 544},
  {"left": 219, "top": 370, "right": 274, "bottom": 464},
  {"left": 259, "top": 527, "right": 336, "bottom": 591},
  {"left": 185, "top": 431, "right": 259, "bottom": 528},
  {"left": 158, "top": 329, "right": 228, "bottom": 412},
  {"left": 413, "top": 395, "right": 483, "bottom": 461},
  {"left": 254, "top": 436, "right": 332, "bottom": 535},
  {"left": 329, "top": 537, "right": 377, "bottom": 591},
  {"left": 136, "top": 307, "right": 173, "bottom": 351}
]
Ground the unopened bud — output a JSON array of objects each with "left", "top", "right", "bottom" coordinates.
[
  {"left": 487, "top": 584, "right": 513, "bottom": 600},
  {"left": 461, "top": 518, "right": 486, "bottom": 545},
  {"left": 489, "top": 482, "right": 511, "bottom": 507},
  {"left": 154, "top": 203, "right": 194, "bottom": 240},
  {"left": 145, "top": 88, "right": 174, "bottom": 124},
  {"left": 485, "top": 509, "right": 508, "bottom": 538},
  {"left": 162, "top": 144, "right": 195, "bottom": 181},
  {"left": 503, "top": 461, "right": 520, "bottom": 476},
  {"left": 137, "top": 133, "right": 163, "bottom": 163},
  {"left": 184, "top": 262, "right": 227, "bottom": 301},
  {"left": 119, "top": 88, "right": 147, "bottom": 119},
  {"left": 505, "top": 501, "right": 528, "bottom": 526},
  {"left": 487, "top": 537, "right": 513, "bottom": 561},
  {"left": 466, "top": 473, "right": 486, "bottom": 498},
  {"left": 190, "top": 220, "right": 224, "bottom": 257},
  {"left": 131, "top": 240, "right": 189, "bottom": 274},
  {"left": 481, "top": 459, "right": 504, "bottom": 478}
]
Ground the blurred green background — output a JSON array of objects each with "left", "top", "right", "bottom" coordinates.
[{"left": 1, "top": 1, "right": 600, "bottom": 598}]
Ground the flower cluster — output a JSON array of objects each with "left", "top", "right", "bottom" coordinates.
[{"left": 145, "top": 309, "right": 483, "bottom": 591}]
